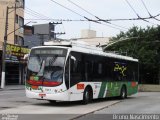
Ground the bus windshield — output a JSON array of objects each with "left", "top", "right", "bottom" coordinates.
[{"left": 26, "top": 48, "right": 67, "bottom": 86}]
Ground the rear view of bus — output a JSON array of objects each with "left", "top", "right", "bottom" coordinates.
[{"left": 25, "top": 47, "right": 69, "bottom": 101}]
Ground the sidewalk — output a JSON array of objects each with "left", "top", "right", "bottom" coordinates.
[{"left": 0, "top": 85, "right": 25, "bottom": 91}]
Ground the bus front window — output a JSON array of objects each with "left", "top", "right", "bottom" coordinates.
[{"left": 27, "top": 48, "right": 67, "bottom": 86}]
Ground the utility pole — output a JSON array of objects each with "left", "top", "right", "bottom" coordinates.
[
  {"left": 49, "top": 22, "right": 65, "bottom": 40},
  {"left": 14, "top": 2, "right": 17, "bottom": 42},
  {"left": 1, "top": 6, "right": 9, "bottom": 89}
]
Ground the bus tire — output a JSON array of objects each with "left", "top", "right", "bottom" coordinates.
[
  {"left": 82, "top": 87, "right": 92, "bottom": 105},
  {"left": 120, "top": 86, "right": 127, "bottom": 99}
]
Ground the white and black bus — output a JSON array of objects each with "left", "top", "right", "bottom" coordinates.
[{"left": 25, "top": 41, "right": 138, "bottom": 104}]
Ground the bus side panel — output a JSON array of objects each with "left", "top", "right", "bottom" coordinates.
[
  {"left": 105, "top": 81, "right": 138, "bottom": 97},
  {"left": 69, "top": 82, "right": 102, "bottom": 101},
  {"left": 105, "top": 82, "right": 122, "bottom": 97},
  {"left": 126, "top": 81, "right": 138, "bottom": 96}
]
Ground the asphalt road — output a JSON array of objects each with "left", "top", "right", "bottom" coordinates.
[{"left": 0, "top": 90, "right": 160, "bottom": 120}]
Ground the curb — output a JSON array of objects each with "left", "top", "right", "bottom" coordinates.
[
  {"left": 0, "top": 88, "right": 25, "bottom": 91},
  {"left": 71, "top": 100, "right": 121, "bottom": 120}
]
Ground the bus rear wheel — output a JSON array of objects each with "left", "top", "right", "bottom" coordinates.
[
  {"left": 120, "top": 86, "right": 127, "bottom": 99},
  {"left": 82, "top": 88, "right": 92, "bottom": 105}
]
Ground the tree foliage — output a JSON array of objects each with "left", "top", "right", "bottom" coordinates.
[{"left": 104, "top": 26, "right": 160, "bottom": 84}]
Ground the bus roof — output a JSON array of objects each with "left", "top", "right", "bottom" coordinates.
[{"left": 32, "top": 40, "right": 138, "bottom": 62}]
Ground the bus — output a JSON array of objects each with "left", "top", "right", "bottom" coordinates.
[{"left": 25, "top": 41, "right": 138, "bottom": 104}]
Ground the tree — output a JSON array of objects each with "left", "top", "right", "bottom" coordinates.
[{"left": 104, "top": 26, "right": 160, "bottom": 84}]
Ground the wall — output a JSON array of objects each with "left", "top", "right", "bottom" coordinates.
[
  {"left": 138, "top": 84, "right": 160, "bottom": 92},
  {"left": 0, "top": 0, "right": 24, "bottom": 48}
]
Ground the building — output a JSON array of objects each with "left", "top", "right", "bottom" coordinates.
[
  {"left": 0, "top": 0, "right": 25, "bottom": 85},
  {"left": 24, "top": 23, "right": 61, "bottom": 48},
  {"left": 24, "top": 24, "right": 50, "bottom": 48},
  {"left": 0, "top": 0, "right": 24, "bottom": 46},
  {"left": 73, "top": 29, "right": 110, "bottom": 46}
]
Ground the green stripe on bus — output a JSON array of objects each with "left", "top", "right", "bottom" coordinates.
[{"left": 98, "top": 82, "right": 107, "bottom": 98}]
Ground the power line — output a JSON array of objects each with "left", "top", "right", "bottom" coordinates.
[
  {"left": 24, "top": 9, "right": 50, "bottom": 20},
  {"left": 23, "top": 9, "right": 47, "bottom": 19},
  {"left": 25, "top": 7, "right": 52, "bottom": 20},
  {"left": 67, "top": 0, "right": 96, "bottom": 18},
  {"left": 125, "top": 0, "right": 158, "bottom": 26},
  {"left": 140, "top": 0, "right": 160, "bottom": 22},
  {"left": 125, "top": 0, "right": 140, "bottom": 17},
  {"left": 140, "top": 0, "right": 152, "bottom": 16},
  {"left": 67, "top": 0, "right": 128, "bottom": 30},
  {"left": 1, "top": 13, "right": 160, "bottom": 21},
  {"left": 49, "top": 0, "right": 125, "bottom": 31},
  {"left": 50, "top": 0, "right": 84, "bottom": 18}
]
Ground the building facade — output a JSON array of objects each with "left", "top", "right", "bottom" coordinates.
[
  {"left": 76, "top": 29, "right": 110, "bottom": 46},
  {"left": 0, "top": 0, "right": 25, "bottom": 85},
  {"left": 0, "top": 0, "right": 24, "bottom": 47},
  {"left": 24, "top": 23, "right": 56, "bottom": 48}
]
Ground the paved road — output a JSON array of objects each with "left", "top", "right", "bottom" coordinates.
[
  {"left": 0, "top": 89, "right": 120, "bottom": 120},
  {"left": 0, "top": 90, "right": 160, "bottom": 120},
  {"left": 76, "top": 92, "right": 160, "bottom": 120}
]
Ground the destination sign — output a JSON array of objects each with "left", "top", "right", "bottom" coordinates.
[{"left": 31, "top": 48, "right": 67, "bottom": 56}]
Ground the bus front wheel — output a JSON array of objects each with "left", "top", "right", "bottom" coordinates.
[{"left": 82, "top": 88, "right": 92, "bottom": 104}]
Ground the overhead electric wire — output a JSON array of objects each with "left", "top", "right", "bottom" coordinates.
[
  {"left": 140, "top": 0, "right": 160, "bottom": 22},
  {"left": 67, "top": 0, "right": 96, "bottom": 17},
  {"left": 49, "top": 0, "right": 124, "bottom": 31},
  {"left": 49, "top": 0, "right": 104, "bottom": 24},
  {"left": 125, "top": 0, "right": 140, "bottom": 17},
  {"left": 140, "top": 0, "right": 151, "bottom": 16},
  {"left": 25, "top": 7, "right": 52, "bottom": 20},
  {"left": 1, "top": 13, "right": 160, "bottom": 22},
  {"left": 125, "top": 0, "right": 158, "bottom": 26},
  {"left": 67, "top": 0, "right": 128, "bottom": 30},
  {"left": 24, "top": 9, "right": 50, "bottom": 20},
  {"left": 23, "top": 9, "right": 47, "bottom": 19},
  {"left": 50, "top": 0, "right": 84, "bottom": 18},
  {"left": 23, "top": 7, "right": 66, "bottom": 36}
]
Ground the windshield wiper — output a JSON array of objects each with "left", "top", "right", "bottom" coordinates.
[{"left": 37, "top": 60, "right": 45, "bottom": 76}]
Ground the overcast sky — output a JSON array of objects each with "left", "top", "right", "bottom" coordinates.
[{"left": 25, "top": 0, "right": 160, "bottom": 39}]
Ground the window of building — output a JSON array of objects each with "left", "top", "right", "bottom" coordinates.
[
  {"left": 14, "top": 35, "right": 18, "bottom": 44},
  {"left": 19, "top": 17, "right": 24, "bottom": 27},
  {"left": 15, "top": 15, "right": 18, "bottom": 24},
  {"left": 15, "top": 36, "right": 24, "bottom": 46},
  {"left": 18, "top": 36, "right": 24, "bottom": 46}
]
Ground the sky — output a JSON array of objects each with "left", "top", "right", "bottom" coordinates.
[{"left": 25, "top": 0, "right": 160, "bottom": 39}]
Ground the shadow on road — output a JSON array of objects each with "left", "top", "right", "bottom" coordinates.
[{"left": 32, "top": 96, "right": 124, "bottom": 107}]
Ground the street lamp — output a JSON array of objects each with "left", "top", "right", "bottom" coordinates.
[{"left": 0, "top": 20, "right": 36, "bottom": 89}]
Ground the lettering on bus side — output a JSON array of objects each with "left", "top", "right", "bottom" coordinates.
[
  {"left": 114, "top": 62, "right": 127, "bottom": 76},
  {"left": 77, "top": 84, "right": 84, "bottom": 90}
]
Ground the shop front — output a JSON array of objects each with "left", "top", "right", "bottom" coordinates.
[{"left": 1, "top": 43, "right": 30, "bottom": 85}]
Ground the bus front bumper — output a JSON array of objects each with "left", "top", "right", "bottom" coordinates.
[{"left": 26, "top": 89, "right": 70, "bottom": 101}]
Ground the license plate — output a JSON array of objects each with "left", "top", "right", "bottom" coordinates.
[{"left": 39, "top": 93, "right": 46, "bottom": 97}]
